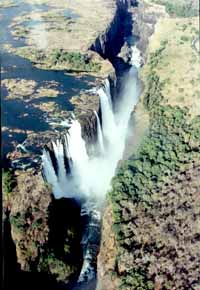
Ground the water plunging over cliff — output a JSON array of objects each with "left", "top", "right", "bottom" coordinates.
[
  {"left": 94, "top": 111, "right": 105, "bottom": 154},
  {"left": 42, "top": 60, "right": 141, "bottom": 284}
]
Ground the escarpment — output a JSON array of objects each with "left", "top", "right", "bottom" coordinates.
[{"left": 3, "top": 169, "right": 83, "bottom": 289}]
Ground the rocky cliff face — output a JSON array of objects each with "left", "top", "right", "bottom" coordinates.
[{"left": 3, "top": 169, "right": 83, "bottom": 289}]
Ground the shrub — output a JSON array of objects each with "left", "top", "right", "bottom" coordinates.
[
  {"left": 38, "top": 252, "right": 76, "bottom": 282},
  {"left": 50, "top": 49, "right": 101, "bottom": 72},
  {"left": 2, "top": 169, "right": 16, "bottom": 199},
  {"left": 180, "top": 35, "right": 190, "bottom": 42}
]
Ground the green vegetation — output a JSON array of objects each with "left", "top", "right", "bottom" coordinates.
[
  {"left": 38, "top": 251, "right": 76, "bottom": 282},
  {"left": 152, "top": 0, "right": 198, "bottom": 17},
  {"left": 120, "top": 268, "right": 154, "bottom": 290},
  {"left": 2, "top": 169, "right": 16, "bottom": 199},
  {"left": 50, "top": 49, "right": 101, "bottom": 72},
  {"left": 110, "top": 104, "right": 199, "bottom": 204},
  {"left": 14, "top": 47, "right": 101, "bottom": 72},
  {"left": 10, "top": 212, "right": 25, "bottom": 233},
  {"left": 180, "top": 35, "right": 190, "bottom": 42},
  {"left": 109, "top": 103, "right": 200, "bottom": 288},
  {"left": 147, "top": 39, "right": 167, "bottom": 70}
]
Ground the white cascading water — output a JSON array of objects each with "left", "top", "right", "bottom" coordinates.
[
  {"left": 52, "top": 139, "right": 68, "bottom": 193},
  {"left": 42, "top": 50, "right": 141, "bottom": 283},
  {"left": 94, "top": 111, "right": 105, "bottom": 154},
  {"left": 42, "top": 149, "right": 63, "bottom": 195},
  {"left": 99, "top": 86, "right": 116, "bottom": 142}
]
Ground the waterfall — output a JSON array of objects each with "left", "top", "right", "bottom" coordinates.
[
  {"left": 98, "top": 87, "right": 116, "bottom": 142},
  {"left": 94, "top": 111, "right": 105, "bottom": 154},
  {"left": 42, "top": 55, "right": 141, "bottom": 284},
  {"left": 104, "top": 78, "right": 112, "bottom": 108},
  {"left": 52, "top": 139, "right": 68, "bottom": 192},
  {"left": 67, "top": 120, "right": 89, "bottom": 165},
  {"left": 41, "top": 149, "right": 63, "bottom": 198}
]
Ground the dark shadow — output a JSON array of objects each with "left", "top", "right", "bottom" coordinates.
[
  {"left": 2, "top": 210, "right": 62, "bottom": 290},
  {"left": 90, "top": 2, "right": 133, "bottom": 64},
  {"left": 48, "top": 197, "right": 83, "bottom": 273},
  {"left": 2, "top": 206, "right": 84, "bottom": 290}
]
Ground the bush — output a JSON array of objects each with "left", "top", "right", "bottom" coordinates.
[
  {"left": 120, "top": 268, "right": 154, "bottom": 290},
  {"left": 10, "top": 213, "right": 25, "bottom": 233},
  {"left": 50, "top": 49, "right": 101, "bottom": 72},
  {"left": 180, "top": 35, "right": 190, "bottom": 42},
  {"left": 2, "top": 169, "right": 16, "bottom": 199},
  {"left": 38, "top": 252, "right": 76, "bottom": 282}
]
